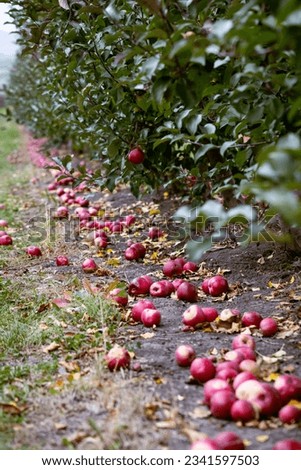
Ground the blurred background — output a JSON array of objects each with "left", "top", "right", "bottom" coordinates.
[{"left": 0, "top": 3, "right": 17, "bottom": 100}]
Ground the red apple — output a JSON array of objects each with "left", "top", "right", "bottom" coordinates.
[
  {"left": 230, "top": 399, "right": 256, "bottom": 422},
  {"left": 124, "top": 214, "right": 136, "bottom": 226},
  {"left": 203, "top": 378, "right": 233, "bottom": 405},
  {"left": 278, "top": 404, "right": 301, "bottom": 424},
  {"left": 108, "top": 288, "right": 128, "bottom": 307},
  {"left": 175, "top": 344, "right": 196, "bottom": 367},
  {"left": 94, "top": 236, "right": 108, "bottom": 249},
  {"left": 0, "top": 219, "right": 8, "bottom": 227},
  {"left": 148, "top": 226, "right": 164, "bottom": 239},
  {"left": 182, "top": 304, "right": 206, "bottom": 328},
  {"left": 216, "top": 361, "right": 240, "bottom": 373},
  {"left": 149, "top": 280, "right": 174, "bottom": 297},
  {"left": 125, "top": 242, "right": 146, "bottom": 261},
  {"left": 54, "top": 206, "right": 69, "bottom": 218},
  {"left": 214, "top": 431, "right": 245, "bottom": 450},
  {"left": 201, "top": 307, "right": 219, "bottom": 322},
  {"left": 273, "top": 374, "right": 301, "bottom": 404},
  {"left": 82, "top": 258, "right": 98, "bottom": 273},
  {"left": 26, "top": 245, "right": 42, "bottom": 257},
  {"left": 223, "top": 349, "right": 245, "bottom": 365},
  {"left": 235, "top": 380, "right": 281, "bottom": 417},
  {"left": 176, "top": 281, "right": 198, "bottom": 302},
  {"left": 232, "top": 333, "right": 256, "bottom": 350},
  {"left": 190, "top": 357, "right": 216, "bottom": 383},
  {"left": 55, "top": 255, "right": 69, "bottom": 266},
  {"left": 209, "top": 390, "right": 236, "bottom": 419},
  {"left": 241, "top": 311, "right": 263, "bottom": 328},
  {"left": 131, "top": 299, "right": 156, "bottom": 322},
  {"left": 0, "top": 234, "right": 13, "bottom": 245},
  {"left": 201, "top": 278, "right": 210, "bottom": 295},
  {"left": 182, "top": 261, "right": 198, "bottom": 273},
  {"left": 172, "top": 278, "right": 185, "bottom": 290},
  {"left": 105, "top": 345, "right": 131, "bottom": 371},
  {"left": 233, "top": 371, "right": 257, "bottom": 390},
  {"left": 141, "top": 308, "right": 161, "bottom": 327},
  {"left": 207, "top": 275, "right": 229, "bottom": 296},
  {"left": 128, "top": 147, "right": 145, "bottom": 164},
  {"left": 259, "top": 317, "right": 278, "bottom": 336},
  {"left": 233, "top": 346, "right": 257, "bottom": 361},
  {"left": 239, "top": 359, "right": 259, "bottom": 375},
  {"left": 128, "top": 275, "right": 153, "bottom": 296},
  {"left": 216, "top": 367, "right": 238, "bottom": 381},
  {"left": 273, "top": 439, "right": 301, "bottom": 450},
  {"left": 162, "top": 259, "right": 184, "bottom": 277},
  {"left": 190, "top": 438, "right": 220, "bottom": 450}
]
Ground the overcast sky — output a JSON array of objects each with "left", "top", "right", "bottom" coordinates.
[{"left": 0, "top": 3, "right": 18, "bottom": 56}]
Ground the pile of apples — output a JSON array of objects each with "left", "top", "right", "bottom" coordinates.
[{"left": 175, "top": 333, "right": 301, "bottom": 426}]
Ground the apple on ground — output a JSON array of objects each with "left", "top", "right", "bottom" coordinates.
[
  {"left": 272, "top": 439, "right": 301, "bottom": 450},
  {"left": 235, "top": 379, "right": 281, "bottom": 417},
  {"left": 190, "top": 357, "right": 216, "bottom": 383},
  {"left": 232, "top": 333, "right": 256, "bottom": 350},
  {"left": 149, "top": 280, "right": 174, "bottom": 297},
  {"left": 26, "top": 246, "right": 42, "bottom": 257},
  {"left": 108, "top": 288, "right": 128, "bottom": 307},
  {"left": 56, "top": 255, "right": 69, "bottom": 266},
  {"left": 162, "top": 258, "right": 184, "bottom": 277},
  {"left": 182, "top": 305, "right": 205, "bottom": 328},
  {"left": 230, "top": 399, "right": 257, "bottom": 422},
  {"left": 190, "top": 438, "right": 220, "bottom": 450},
  {"left": 175, "top": 344, "right": 196, "bottom": 367},
  {"left": 241, "top": 311, "right": 263, "bottom": 328},
  {"left": 105, "top": 345, "right": 131, "bottom": 371},
  {"left": 203, "top": 378, "right": 233, "bottom": 405},
  {"left": 214, "top": 431, "right": 245, "bottom": 450},
  {"left": 128, "top": 275, "right": 154, "bottom": 296},
  {"left": 141, "top": 308, "right": 161, "bottom": 327},
  {"left": 131, "top": 299, "right": 156, "bottom": 322},
  {"left": 82, "top": 258, "right": 98, "bottom": 273},
  {"left": 209, "top": 390, "right": 237, "bottom": 419},
  {"left": 176, "top": 281, "right": 198, "bottom": 302},
  {"left": 259, "top": 317, "right": 278, "bottom": 336}
]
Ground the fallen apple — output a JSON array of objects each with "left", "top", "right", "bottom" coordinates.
[
  {"left": 26, "top": 245, "right": 42, "bottom": 257},
  {"left": 131, "top": 299, "right": 156, "bottom": 322},
  {"left": 105, "top": 345, "right": 131, "bottom": 371},
  {"left": 190, "top": 357, "right": 216, "bottom": 383},
  {"left": 141, "top": 308, "right": 161, "bottom": 327},
  {"left": 214, "top": 431, "right": 245, "bottom": 450},
  {"left": 176, "top": 281, "right": 198, "bottom": 302},
  {"left": 175, "top": 344, "right": 196, "bottom": 367}
]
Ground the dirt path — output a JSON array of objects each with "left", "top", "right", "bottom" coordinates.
[{"left": 1, "top": 132, "right": 301, "bottom": 450}]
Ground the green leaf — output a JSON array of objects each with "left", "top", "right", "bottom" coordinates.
[
  {"left": 220, "top": 141, "right": 236, "bottom": 156},
  {"left": 186, "top": 114, "right": 203, "bottom": 135}
]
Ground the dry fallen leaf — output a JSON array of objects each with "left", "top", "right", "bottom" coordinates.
[
  {"left": 0, "top": 402, "right": 27, "bottom": 415},
  {"left": 140, "top": 332, "right": 155, "bottom": 339},
  {"left": 256, "top": 434, "right": 270, "bottom": 443},
  {"left": 43, "top": 342, "right": 60, "bottom": 353}
]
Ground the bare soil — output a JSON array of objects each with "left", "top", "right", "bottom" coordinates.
[{"left": 1, "top": 138, "right": 301, "bottom": 450}]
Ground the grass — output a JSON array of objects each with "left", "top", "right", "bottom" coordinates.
[{"left": 0, "top": 113, "right": 128, "bottom": 449}]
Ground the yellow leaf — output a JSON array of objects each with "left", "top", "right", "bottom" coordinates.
[
  {"left": 256, "top": 434, "right": 269, "bottom": 443},
  {"left": 288, "top": 400, "right": 301, "bottom": 409},
  {"left": 106, "top": 258, "right": 120, "bottom": 266},
  {"left": 150, "top": 251, "right": 159, "bottom": 260},
  {"left": 149, "top": 208, "right": 160, "bottom": 215}
]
